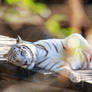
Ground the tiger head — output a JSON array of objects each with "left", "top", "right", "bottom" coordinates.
[{"left": 4, "top": 36, "right": 36, "bottom": 70}]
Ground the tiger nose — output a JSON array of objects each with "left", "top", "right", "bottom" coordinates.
[{"left": 23, "top": 61, "right": 27, "bottom": 65}]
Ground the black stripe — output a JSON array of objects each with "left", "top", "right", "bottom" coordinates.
[
  {"left": 8, "top": 49, "right": 14, "bottom": 62},
  {"left": 90, "top": 54, "right": 92, "bottom": 63},
  {"left": 49, "top": 62, "right": 59, "bottom": 70},
  {"left": 21, "top": 45, "right": 34, "bottom": 65},
  {"left": 35, "top": 44, "right": 48, "bottom": 57},
  {"left": 36, "top": 57, "right": 49, "bottom": 66},
  {"left": 82, "top": 51, "right": 89, "bottom": 69},
  {"left": 45, "top": 42, "right": 52, "bottom": 49},
  {"left": 44, "top": 62, "right": 50, "bottom": 69},
  {"left": 52, "top": 43, "right": 59, "bottom": 53},
  {"left": 23, "top": 61, "right": 27, "bottom": 65},
  {"left": 61, "top": 41, "right": 66, "bottom": 50}
]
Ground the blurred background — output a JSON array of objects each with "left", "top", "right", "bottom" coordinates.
[
  {"left": 0, "top": 0, "right": 92, "bottom": 42},
  {"left": 0, "top": 0, "right": 92, "bottom": 92}
]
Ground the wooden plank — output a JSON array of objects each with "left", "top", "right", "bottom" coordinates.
[
  {"left": 0, "top": 35, "right": 16, "bottom": 57},
  {"left": 76, "top": 70, "right": 92, "bottom": 84}
]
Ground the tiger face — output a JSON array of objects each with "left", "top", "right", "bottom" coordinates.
[{"left": 5, "top": 36, "right": 35, "bottom": 69}]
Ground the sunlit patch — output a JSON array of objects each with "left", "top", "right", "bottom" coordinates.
[
  {"left": 87, "top": 34, "right": 92, "bottom": 45},
  {"left": 67, "top": 37, "right": 80, "bottom": 49}
]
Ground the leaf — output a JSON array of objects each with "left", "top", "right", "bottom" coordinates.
[{"left": 4, "top": 0, "right": 19, "bottom": 5}]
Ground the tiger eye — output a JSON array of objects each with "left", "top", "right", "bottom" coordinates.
[
  {"left": 13, "top": 47, "right": 16, "bottom": 49},
  {"left": 23, "top": 46, "right": 26, "bottom": 49}
]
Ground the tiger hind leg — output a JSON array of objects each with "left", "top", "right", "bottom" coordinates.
[{"left": 58, "top": 66, "right": 81, "bottom": 83}]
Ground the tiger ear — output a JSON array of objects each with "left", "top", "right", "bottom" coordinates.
[{"left": 16, "top": 35, "right": 23, "bottom": 44}]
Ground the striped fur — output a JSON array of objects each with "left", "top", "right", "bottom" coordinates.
[{"left": 5, "top": 33, "right": 92, "bottom": 82}]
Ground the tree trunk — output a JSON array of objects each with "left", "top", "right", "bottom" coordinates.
[{"left": 68, "top": 0, "right": 92, "bottom": 38}]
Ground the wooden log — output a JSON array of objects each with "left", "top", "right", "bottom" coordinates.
[{"left": 0, "top": 59, "right": 80, "bottom": 92}]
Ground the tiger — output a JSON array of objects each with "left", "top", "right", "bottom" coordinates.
[{"left": 4, "top": 33, "right": 92, "bottom": 83}]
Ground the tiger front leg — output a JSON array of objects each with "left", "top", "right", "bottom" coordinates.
[{"left": 58, "top": 66, "right": 81, "bottom": 83}]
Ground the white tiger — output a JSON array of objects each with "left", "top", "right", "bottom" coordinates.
[{"left": 4, "top": 33, "right": 92, "bottom": 83}]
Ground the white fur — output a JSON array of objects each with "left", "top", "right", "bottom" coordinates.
[{"left": 6, "top": 33, "right": 92, "bottom": 82}]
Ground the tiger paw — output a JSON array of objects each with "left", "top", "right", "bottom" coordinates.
[{"left": 69, "top": 72, "right": 81, "bottom": 83}]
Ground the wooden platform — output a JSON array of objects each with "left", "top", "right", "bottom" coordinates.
[
  {"left": 0, "top": 35, "right": 16, "bottom": 58},
  {"left": 0, "top": 35, "right": 92, "bottom": 92},
  {"left": 77, "top": 70, "right": 92, "bottom": 84}
]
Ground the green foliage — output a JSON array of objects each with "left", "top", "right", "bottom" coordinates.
[
  {"left": 4, "top": 0, "right": 49, "bottom": 17},
  {"left": 46, "top": 15, "right": 71, "bottom": 37},
  {"left": 3, "top": 0, "right": 72, "bottom": 37},
  {"left": 4, "top": 0, "right": 19, "bottom": 5}
]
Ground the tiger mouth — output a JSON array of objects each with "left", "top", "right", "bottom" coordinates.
[
  {"left": 14, "top": 62, "right": 28, "bottom": 68},
  {"left": 21, "top": 65, "right": 28, "bottom": 68},
  {"left": 11, "top": 60, "right": 27, "bottom": 68}
]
